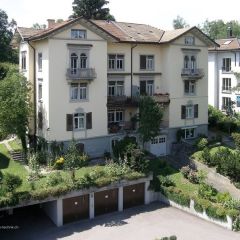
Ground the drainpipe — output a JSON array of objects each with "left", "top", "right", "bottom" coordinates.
[
  {"left": 28, "top": 40, "right": 37, "bottom": 149},
  {"left": 131, "top": 44, "right": 137, "bottom": 99}
]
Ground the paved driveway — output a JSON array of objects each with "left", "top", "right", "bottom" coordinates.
[{"left": 0, "top": 203, "right": 239, "bottom": 240}]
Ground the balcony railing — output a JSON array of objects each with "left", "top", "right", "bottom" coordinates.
[
  {"left": 107, "top": 95, "right": 139, "bottom": 108},
  {"left": 222, "top": 67, "right": 232, "bottom": 73},
  {"left": 107, "top": 94, "right": 170, "bottom": 108},
  {"left": 181, "top": 68, "right": 204, "bottom": 79},
  {"left": 66, "top": 68, "right": 96, "bottom": 80},
  {"left": 108, "top": 121, "right": 136, "bottom": 134}
]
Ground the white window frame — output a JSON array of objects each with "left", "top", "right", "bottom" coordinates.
[
  {"left": 222, "top": 78, "right": 231, "bottom": 92},
  {"left": 186, "top": 105, "right": 194, "bottom": 119},
  {"left": 108, "top": 54, "right": 124, "bottom": 70},
  {"left": 222, "top": 58, "right": 231, "bottom": 72},
  {"left": 21, "top": 51, "right": 26, "bottom": 71},
  {"left": 38, "top": 79, "right": 43, "bottom": 102},
  {"left": 185, "top": 36, "right": 195, "bottom": 45},
  {"left": 38, "top": 52, "right": 42, "bottom": 72},
  {"left": 71, "top": 29, "right": 86, "bottom": 39},
  {"left": 108, "top": 110, "right": 124, "bottom": 123},
  {"left": 183, "top": 127, "right": 196, "bottom": 139},
  {"left": 74, "top": 113, "right": 85, "bottom": 130},
  {"left": 108, "top": 81, "right": 124, "bottom": 96},
  {"left": 140, "top": 55, "right": 154, "bottom": 70},
  {"left": 146, "top": 80, "right": 154, "bottom": 96},
  {"left": 184, "top": 80, "right": 196, "bottom": 95},
  {"left": 70, "top": 83, "right": 88, "bottom": 101}
]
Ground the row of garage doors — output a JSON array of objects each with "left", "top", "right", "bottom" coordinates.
[{"left": 63, "top": 183, "right": 144, "bottom": 224}]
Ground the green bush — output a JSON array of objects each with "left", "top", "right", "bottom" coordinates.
[
  {"left": 196, "top": 138, "right": 208, "bottom": 150},
  {"left": 180, "top": 165, "right": 190, "bottom": 178},
  {"left": 198, "top": 183, "right": 217, "bottom": 200},
  {"left": 158, "top": 175, "right": 175, "bottom": 187},
  {"left": 3, "top": 173, "right": 22, "bottom": 192},
  {"left": 194, "top": 199, "right": 204, "bottom": 213},
  {"left": 232, "top": 216, "right": 240, "bottom": 231},
  {"left": 46, "top": 172, "right": 64, "bottom": 187},
  {"left": 206, "top": 205, "right": 227, "bottom": 221},
  {"left": 163, "top": 187, "right": 190, "bottom": 207},
  {"left": 215, "top": 192, "right": 232, "bottom": 204},
  {"left": 232, "top": 132, "right": 240, "bottom": 150},
  {"left": 201, "top": 147, "right": 212, "bottom": 166}
]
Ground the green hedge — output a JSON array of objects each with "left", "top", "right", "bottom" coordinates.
[
  {"left": 206, "top": 205, "right": 227, "bottom": 221},
  {"left": 162, "top": 187, "right": 190, "bottom": 207}
]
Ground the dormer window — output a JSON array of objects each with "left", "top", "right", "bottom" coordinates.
[
  {"left": 71, "top": 29, "right": 86, "bottom": 39},
  {"left": 185, "top": 36, "right": 195, "bottom": 45}
]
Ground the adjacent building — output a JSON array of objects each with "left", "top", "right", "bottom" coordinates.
[
  {"left": 208, "top": 36, "right": 240, "bottom": 112},
  {"left": 12, "top": 17, "right": 216, "bottom": 157}
]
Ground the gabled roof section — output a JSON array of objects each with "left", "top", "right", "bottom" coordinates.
[
  {"left": 161, "top": 27, "right": 218, "bottom": 47},
  {"left": 90, "top": 20, "right": 164, "bottom": 43},
  {"left": 209, "top": 38, "right": 240, "bottom": 51}
]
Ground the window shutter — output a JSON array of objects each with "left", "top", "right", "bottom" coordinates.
[
  {"left": 194, "top": 104, "right": 198, "bottom": 118},
  {"left": 140, "top": 55, "right": 146, "bottom": 69},
  {"left": 66, "top": 114, "right": 73, "bottom": 131},
  {"left": 181, "top": 105, "right": 186, "bottom": 119},
  {"left": 140, "top": 81, "right": 146, "bottom": 95},
  {"left": 86, "top": 112, "right": 92, "bottom": 129}
]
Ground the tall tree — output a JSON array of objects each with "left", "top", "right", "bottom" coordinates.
[
  {"left": 0, "top": 9, "right": 18, "bottom": 63},
  {"left": 173, "top": 15, "right": 189, "bottom": 29},
  {"left": 200, "top": 19, "right": 240, "bottom": 39},
  {"left": 138, "top": 96, "right": 163, "bottom": 146},
  {"left": 0, "top": 63, "right": 32, "bottom": 152},
  {"left": 72, "top": 0, "right": 115, "bottom": 20}
]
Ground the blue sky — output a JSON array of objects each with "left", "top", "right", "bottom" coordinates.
[{"left": 2, "top": 0, "right": 240, "bottom": 29}]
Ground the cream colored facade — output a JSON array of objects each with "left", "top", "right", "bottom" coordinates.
[{"left": 16, "top": 19, "right": 213, "bottom": 156}]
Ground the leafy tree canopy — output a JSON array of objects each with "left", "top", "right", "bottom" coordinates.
[
  {"left": 0, "top": 63, "right": 32, "bottom": 151},
  {"left": 0, "top": 9, "right": 18, "bottom": 63},
  {"left": 200, "top": 19, "right": 240, "bottom": 39},
  {"left": 71, "top": 0, "right": 115, "bottom": 20},
  {"left": 138, "top": 96, "right": 163, "bottom": 144},
  {"left": 173, "top": 15, "right": 189, "bottom": 29},
  {"left": 32, "top": 23, "right": 46, "bottom": 30}
]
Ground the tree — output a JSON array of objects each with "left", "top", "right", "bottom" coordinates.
[
  {"left": 32, "top": 23, "right": 46, "bottom": 30},
  {"left": 0, "top": 9, "right": 18, "bottom": 63},
  {"left": 173, "top": 15, "right": 189, "bottom": 29},
  {"left": 200, "top": 19, "right": 240, "bottom": 39},
  {"left": 138, "top": 96, "right": 163, "bottom": 146},
  {"left": 0, "top": 63, "right": 32, "bottom": 152},
  {"left": 72, "top": 0, "right": 115, "bottom": 20}
]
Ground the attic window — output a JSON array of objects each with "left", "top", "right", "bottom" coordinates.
[
  {"left": 71, "top": 29, "right": 86, "bottom": 39},
  {"left": 149, "top": 30, "right": 153, "bottom": 33},
  {"left": 223, "top": 40, "right": 232, "bottom": 45},
  {"left": 185, "top": 36, "right": 195, "bottom": 46},
  {"left": 127, "top": 25, "right": 132, "bottom": 28}
]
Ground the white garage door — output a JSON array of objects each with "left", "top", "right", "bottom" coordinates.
[{"left": 150, "top": 136, "right": 167, "bottom": 156}]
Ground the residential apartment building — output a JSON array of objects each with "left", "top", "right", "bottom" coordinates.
[
  {"left": 208, "top": 37, "right": 240, "bottom": 112},
  {"left": 12, "top": 18, "right": 216, "bottom": 157}
]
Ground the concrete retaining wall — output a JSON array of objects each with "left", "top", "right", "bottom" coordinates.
[{"left": 149, "top": 190, "right": 233, "bottom": 230}]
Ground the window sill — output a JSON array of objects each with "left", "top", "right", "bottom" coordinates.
[
  {"left": 73, "top": 128, "right": 86, "bottom": 132},
  {"left": 184, "top": 93, "right": 196, "bottom": 96},
  {"left": 70, "top": 99, "right": 89, "bottom": 103}
]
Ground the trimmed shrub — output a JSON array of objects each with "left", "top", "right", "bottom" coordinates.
[
  {"left": 3, "top": 173, "right": 22, "bottom": 192},
  {"left": 206, "top": 205, "right": 227, "bottom": 221}
]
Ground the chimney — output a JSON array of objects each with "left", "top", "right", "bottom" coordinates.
[
  {"left": 47, "top": 19, "right": 55, "bottom": 28},
  {"left": 227, "top": 26, "right": 233, "bottom": 38}
]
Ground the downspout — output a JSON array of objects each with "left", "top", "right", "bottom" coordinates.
[
  {"left": 27, "top": 41, "right": 37, "bottom": 147},
  {"left": 131, "top": 44, "right": 137, "bottom": 98}
]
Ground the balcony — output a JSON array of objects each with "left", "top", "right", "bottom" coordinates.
[
  {"left": 222, "top": 87, "right": 232, "bottom": 94},
  {"left": 66, "top": 68, "right": 96, "bottom": 80},
  {"left": 107, "top": 95, "right": 139, "bottom": 108},
  {"left": 181, "top": 68, "right": 204, "bottom": 80},
  {"left": 108, "top": 121, "right": 136, "bottom": 134}
]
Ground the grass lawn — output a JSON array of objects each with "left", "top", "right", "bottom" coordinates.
[
  {"left": 0, "top": 143, "right": 29, "bottom": 192},
  {"left": 8, "top": 138, "right": 23, "bottom": 151},
  {"left": 149, "top": 158, "right": 199, "bottom": 197},
  {"left": 191, "top": 146, "right": 235, "bottom": 162}
]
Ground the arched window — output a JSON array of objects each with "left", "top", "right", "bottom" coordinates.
[
  {"left": 80, "top": 53, "right": 87, "bottom": 69},
  {"left": 191, "top": 56, "right": 196, "bottom": 70},
  {"left": 184, "top": 56, "right": 189, "bottom": 69},
  {"left": 71, "top": 53, "right": 78, "bottom": 74}
]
